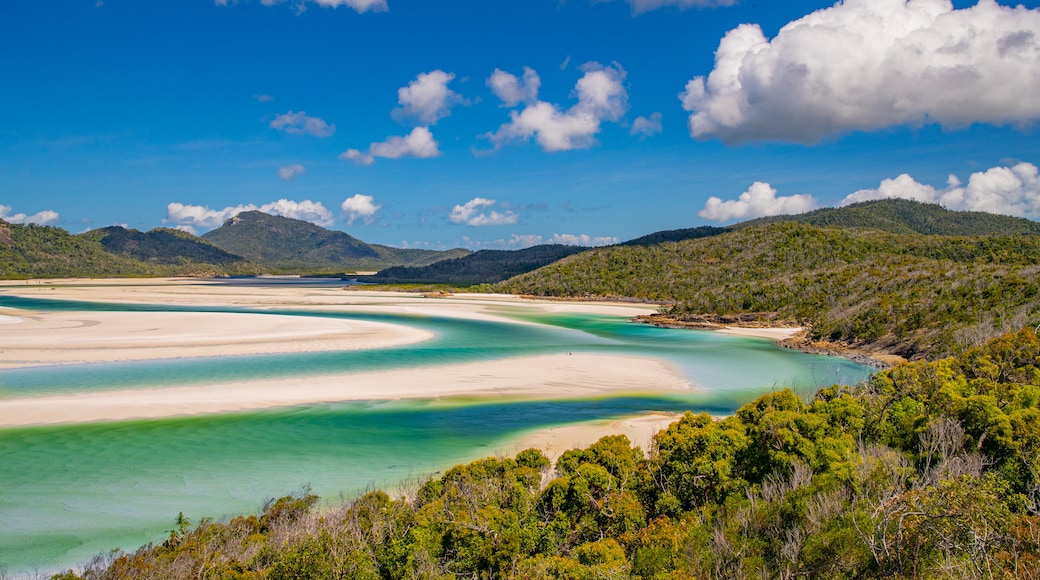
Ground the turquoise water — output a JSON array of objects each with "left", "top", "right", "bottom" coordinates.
[{"left": 0, "top": 295, "right": 872, "bottom": 574}]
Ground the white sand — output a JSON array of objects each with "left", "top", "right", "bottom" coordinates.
[
  {"left": 0, "top": 353, "right": 691, "bottom": 427},
  {"left": 0, "top": 314, "right": 22, "bottom": 324},
  {"left": 717, "top": 326, "right": 803, "bottom": 340},
  {"left": 504, "top": 412, "right": 684, "bottom": 463},
  {"left": 0, "top": 311, "right": 431, "bottom": 369}
]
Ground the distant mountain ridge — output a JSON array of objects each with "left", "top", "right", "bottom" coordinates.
[
  {"left": 202, "top": 211, "right": 469, "bottom": 273},
  {"left": 359, "top": 244, "right": 589, "bottom": 286},
  {"left": 735, "top": 199, "right": 1040, "bottom": 236}
]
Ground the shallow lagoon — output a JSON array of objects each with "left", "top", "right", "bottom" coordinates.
[{"left": 0, "top": 294, "right": 872, "bottom": 573}]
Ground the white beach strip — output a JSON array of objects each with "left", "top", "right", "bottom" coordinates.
[
  {"left": 503, "top": 412, "right": 684, "bottom": 464},
  {"left": 0, "top": 314, "right": 23, "bottom": 324},
  {"left": 0, "top": 311, "right": 432, "bottom": 369},
  {"left": 716, "top": 326, "right": 804, "bottom": 340},
  {"left": 0, "top": 353, "right": 691, "bottom": 427}
]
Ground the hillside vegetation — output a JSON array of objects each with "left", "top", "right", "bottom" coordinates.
[
  {"left": 79, "top": 226, "right": 251, "bottom": 268},
  {"left": 495, "top": 222, "right": 1040, "bottom": 359},
  {"left": 0, "top": 221, "right": 252, "bottom": 279},
  {"left": 202, "top": 211, "right": 468, "bottom": 273},
  {"left": 57, "top": 329, "right": 1040, "bottom": 579},
  {"left": 360, "top": 244, "right": 588, "bottom": 286}
]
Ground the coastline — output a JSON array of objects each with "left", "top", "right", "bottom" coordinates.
[
  {"left": 634, "top": 313, "right": 904, "bottom": 369},
  {"left": 0, "top": 352, "right": 691, "bottom": 427}
]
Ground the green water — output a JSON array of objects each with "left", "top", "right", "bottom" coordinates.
[{"left": 0, "top": 295, "right": 872, "bottom": 574}]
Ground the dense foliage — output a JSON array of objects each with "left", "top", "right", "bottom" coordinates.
[
  {"left": 0, "top": 221, "right": 251, "bottom": 279},
  {"left": 57, "top": 329, "right": 1040, "bottom": 579},
  {"left": 202, "top": 211, "right": 469, "bottom": 273},
  {"left": 495, "top": 222, "right": 1040, "bottom": 359},
  {"left": 80, "top": 226, "right": 250, "bottom": 267},
  {"left": 361, "top": 245, "right": 588, "bottom": 286},
  {"left": 737, "top": 199, "right": 1040, "bottom": 236}
]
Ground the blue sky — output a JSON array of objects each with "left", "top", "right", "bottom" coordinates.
[{"left": 2, "top": 0, "right": 1039, "bottom": 249}]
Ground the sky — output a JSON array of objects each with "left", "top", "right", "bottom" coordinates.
[{"left": 2, "top": 0, "right": 1040, "bottom": 250}]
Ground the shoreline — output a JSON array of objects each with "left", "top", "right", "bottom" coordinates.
[
  {"left": 634, "top": 313, "right": 904, "bottom": 368},
  {"left": 0, "top": 352, "right": 691, "bottom": 427},
  {"left": 502, "top": 412, "right": 685, "bottom": 464}
]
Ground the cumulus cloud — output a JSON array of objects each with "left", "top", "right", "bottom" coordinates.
[
  {"left": 216, "top": 0, "right": 387, "bottom": 13},
  {"left": 551, "top": 233, "right": 618, "bottom": 246},
  {"left": 340, "top": 127, "right": 441, "bottom": 165},
  {"left": 165, "top": 199, "right": 335, "bottom": 233},
  {"left": 631, "top": 112, "right": 663, "bottom": 137},
  {"left": 270, "top": 111, "right": 335, "bottom": 137},
  {"left": 278, "top": 164, "right": 305, "bottom": 181},
  {"left": 487, "top": 67, "right": 540, "bottom": 107},
  {"left": 842, "top": 161, "right": 1040, "bottom": 218},
  {"left": 0, "top": 205, "right": 59, "bottom": 225},
  {"left": 681, "top": 0, "right": 1040, "bottom": 144},
  {"left": 448, "top": 198, "right": 519, "bottom": 226},
  {"left": 487, "top": 62, "right": 629, "bottom": 152},
  {"left": 341, "top": 194, "right": 381, "bottom": 225},
  {"left": 392, "top": 70, "right": 464, "bottom": 125},
  {"left": 698, "top": 182, "right": 818, "bottom": 222}
]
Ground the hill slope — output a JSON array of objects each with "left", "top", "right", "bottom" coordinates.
[
  {"left": 0, "top": 220, "right": 250, "bottom": 279},
  {"left": 495, "top": 221, "right": 1040, "bottom": 359},
  {"left": 202, "top": 211, "right": 468, "bottom": 272},
  {"left": 359, "top": 244, "right": 589, "bottom": 286},
  {"left": 737, "top": 199, "right": 1040, "bottom": 235},
  {"left": 79, "top": 226, "right": 250, "bottom": 268}
]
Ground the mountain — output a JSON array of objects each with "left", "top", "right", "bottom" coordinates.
[
  {"left": 359, "top": 244, "right": 589, "bottom": 286},
  {"left": 736, "top": 199, "right": 1040, "bottom": 235},
  {"left": 495, "top": 220, "right": 1040, "bottom": 359},
  {"left": 620, "top": 225, "right": 729, "bottom": 247},
  {"left": 79, "top": 226, "right": 250, "bottom": 267},
  {"left": 201, "top": 211, "right": 469, "bottom": 272}
]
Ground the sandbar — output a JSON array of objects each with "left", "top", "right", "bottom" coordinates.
[
  {"left": 0, "top": 310, "right": 431, "bottom": 369},
  {"left": 0, "top": 353, "right": 691, "bottom": 427},
  {"left": 717, "top": 326, "right": 804, "bottom": 340},
  {"left": 504, "top": 412, "right": 684, "bottom": 463}
]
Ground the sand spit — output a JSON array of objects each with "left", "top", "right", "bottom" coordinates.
[
  {"left": 505, "top": 412, "right": 685, "bottom": 463},
  {"left": 0, "top": 353, "right": 691, "bottom": 427},
  {"left": 0, "top": 310, "right": 432, "bottom": 369}
]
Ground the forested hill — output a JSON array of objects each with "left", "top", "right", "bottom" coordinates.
[
  {"left": 79, "top": 226, "right": 249, "bottom": 267},
  {"left": 0, "top": 220, "right": 254, "bottom": 279},
  {"left": 202, "top": 211, "right": 469, "bottom": 272},
  {"left": 494, "top": 222, "right": 1040, "bottom": 359},
  {"left": 737, "top": 198, "right": 1040, "bottom": 235},
  {"left": 58, "top": 328, "right": 1040, "bottom": 578},
  {"left": 358, "top": 244, "right": 588, "bottom": 286}
]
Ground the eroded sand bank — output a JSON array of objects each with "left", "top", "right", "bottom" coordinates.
[{"left": 0, "top": 353, "right": 690, "bottom": 427}]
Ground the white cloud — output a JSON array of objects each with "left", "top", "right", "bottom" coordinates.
[
  {"left": 253, "top": 94, "right": 274, "bottom": 102},
  {"left": 623, "top": 0, "right": 737, "bottom": 14},
  {"left": 842, "top": 161, "right": 1040, "bottom": 218},
  {"left": 699, "top": 182, "right": 818, "bottom": 222},
  {"left": 487, "top": 67, "right": 541, "bottom": 107},
  {"left": 166, "top": 202, "right": 256, "bottom": 231},
  {"left": 278, "top": 164, "right": 305, "bottom": 181},
  {"left": 551, "top": 233, "right": 619, "bottom": 246},
  {"left": 487, "top": 62, "right": 629, "bottom": 152},
  {"left": 631, "top": 112, "right": 662, "bottom": 137},
  {"left": 681, "top": 0, "right": 1040, "bottom": 144},
  {"left": 449, "top": 197, "right": 519, "bottom": 226},
  {"left": 340, "top": 127, "right": 440, "bottom": 165},
  {"left": 261, "top": 199, "right": 334, "bottom": 226},
  {"left": 392, "top": 70, "right": 463, "bottom": 125},
  {"left": 217, "top": 0, "right": 387, "bottom": 13},
  {"left": 341, "top": 194, "right": 381, "bottom": 225},
  {"left": 165, "top": 199, "right": 335, "bottom": 232},
  {"left": 0, "top": 205, "right": 59, "bottom": 225},
  {"left": 270, "top": 111, "right": 335, "bottom": 137}
]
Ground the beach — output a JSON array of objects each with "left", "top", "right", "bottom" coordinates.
[{"left": 0, "top": 279, "right": 695, "bottom": 435}]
